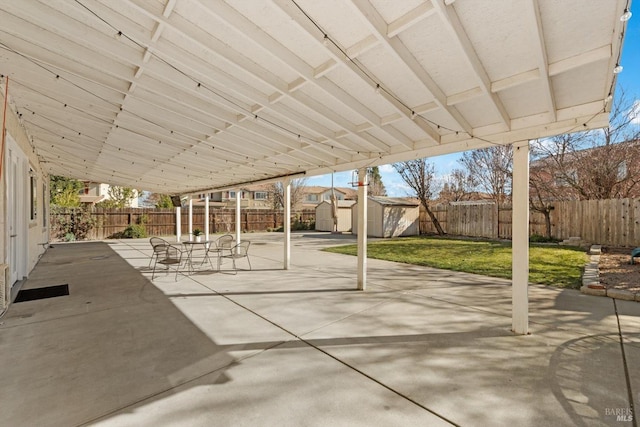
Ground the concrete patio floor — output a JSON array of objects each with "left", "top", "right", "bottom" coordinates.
[{"left": 1, "top": 232, "right": 638, "bottom": 426}]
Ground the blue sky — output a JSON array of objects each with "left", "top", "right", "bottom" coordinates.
[{"left": 308, "top": 8, "right": 640, "bottom": 197}]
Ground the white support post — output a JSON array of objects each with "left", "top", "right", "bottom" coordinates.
[
  {"left": 512, "top": 140, "right": 530, "bottom": 335},
  {"left": 204, "top": 194, "right": 210, "bottom": 241},
  {"left": 283, "top": 179, "right": 291, "bottom": 270},
  {"left": 235, "top": 190, "right": 241, "bottom": 245},
  {"left": 175, "top": 206, "right": 182, "bottom": 242},
  {"left": 188, "top": 197, "right": 193, "bottom": 240},
  {"left": 357, "top": 168, "right": 367, "bottom": 290}
]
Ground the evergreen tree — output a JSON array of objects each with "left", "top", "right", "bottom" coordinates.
[{"left": 367, "top": 166, "right": 387, "bottom": 196}]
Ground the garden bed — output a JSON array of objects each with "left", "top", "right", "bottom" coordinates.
[{"left": 599, "top": 247, "right": 640, "bottom": 293}]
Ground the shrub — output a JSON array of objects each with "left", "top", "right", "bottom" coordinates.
[
  {"left": 50, "top": 206, "right": 96, "bottom": 241},
  {"left": 529, "top": 234, "right": 559, "bottom": 243},
  {"left": 292, "top": 214, "right": 315, "bottom": 231},
  {"left": 121, "top": 224, "right": 147, "bottom": 238}
]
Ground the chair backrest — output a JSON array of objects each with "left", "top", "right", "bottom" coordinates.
[
  {"left": 235, "top": 240, "right": 250, "bottom": 256},
  {"left": 162, "top": 245, "right": 183, "bottom": 264},
  {"left": 150, "top": 237, "right": 169, "bottom": 253},
  {"left": 216, "top": 234, "right": 235, "bottom": 250}
]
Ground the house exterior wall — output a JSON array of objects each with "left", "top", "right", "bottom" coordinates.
[
  {"left": 197, "top": 190, "right": 271, "bottom": 209},
  {"left": 80, "top": 182, "right": 139, "bottom": 207},
  {"left": 1, "top": 87, "right": 49, "bottom": 298},
  {"left": 302, "top": 187, "right": 352, "bottom": 208}
]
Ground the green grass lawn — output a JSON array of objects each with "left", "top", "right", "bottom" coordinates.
[{"left": 323, "top": 236, "right": 587, "bottom": 288}]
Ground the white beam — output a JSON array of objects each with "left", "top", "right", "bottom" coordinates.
[
  {"left": 548, "top": 45, "right": 612, "bottom": 77},
  {"left": 347, "top": 0, "right": 473, "bottom": 135},
  {"left": 526, "top": 0, "right": 556, "bottom": 121},
  {"left": 313, "top": 59, "right": 338, "bottom": 78},
  {"left": 357, "top": 168, "right": 367, "bottom": 290},
  {"left": 512, "top": 140, "right": 530, "bottom": 335},
  {"left": 202, "top": 0, "right": 398, "bottom": 150},
  {"left": 188, "top": 197, "right": 193, "bottom": 240},
  {"left": 121, "top": 0, "right": 373, "bottom": 163},
  {"left": 387, "top": 2, "right": 435, "bottom": 37},
  {"left": 432, "top": 0, "right": 511, "bottom": 128},
  {"left": 204, "top": 193, "right": 210, "bottom": 240},
  {"left": 283, "top": 179, "right": 291, "bottom": 270},
  {"left": 491, "top": 69, "right": 540, "bottom": 93},
  {"left": 235, "top": 189, "right": 241, "bottom": 245},
  {"left": 175, "top": 206, "right": 181, "bottom": 242},
  {"left": 346, "top": 34, "right": 379, "bottom": 58},
  {"left": 446, "top": 87, "right": 483, "bottom": 106},
  {"left": 271, "top": 0, "right": 414, "bottom": 147}
]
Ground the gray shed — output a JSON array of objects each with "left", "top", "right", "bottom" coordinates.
[
  {"left": 315, "top": 200, "right": 356, "bottom": 232},
  {"left": 352, "top": 197, "right": 420, "bottom": 237}
]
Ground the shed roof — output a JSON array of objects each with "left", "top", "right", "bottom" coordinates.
[
  {"left": 368, "top": 196, "right": 420, "bottom": 207},
  {"left": 317, "top": 200, "right": 357, "bottom": 209}
]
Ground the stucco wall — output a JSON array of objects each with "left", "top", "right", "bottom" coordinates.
[{"left": 1, "top": 84, "right": 49, "bottom": 287}]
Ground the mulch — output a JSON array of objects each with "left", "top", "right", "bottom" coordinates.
[{"left": 599, "top": 247, "right": 640, "bottom": 293}]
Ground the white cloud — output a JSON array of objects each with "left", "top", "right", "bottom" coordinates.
[
  {"left": 387, "top": 181, "right": 413, "bottom": 197},
  {"left": 378, "top": 164, "right": 395, "bottom": 173},
  {"left": 532, "top": 137, "right": 556, "bottom": 150}
]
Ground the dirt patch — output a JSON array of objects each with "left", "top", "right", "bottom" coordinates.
[{"left": 599, "top": 247, "right": 640, "bottom": 293}]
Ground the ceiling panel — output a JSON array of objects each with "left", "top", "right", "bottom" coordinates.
[{"left": 0, "top": 0, "right": 628, "bottom": 194}]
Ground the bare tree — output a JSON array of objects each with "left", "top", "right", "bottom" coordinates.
[
  {"left": 529, "top": 88, "right": 640, "bottom": 238},
  {"left": 531, "top": 89, "right": 640, "bottom": 202},
  {"left": 459, "top": 145, "right": 513, "bottom": 203},
  {"left": 439, "top": 168, "right": 477, "bottom": 203},
  {"left": 267, "top": 178, "right": 308, "bottom": 210},
  {"left": 393, "top": 159, "right": 445, "bottom": 235}
]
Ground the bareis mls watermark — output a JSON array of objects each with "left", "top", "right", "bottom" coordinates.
[{"left": 605, "top": 407, "right": 633, "bottom": 422}]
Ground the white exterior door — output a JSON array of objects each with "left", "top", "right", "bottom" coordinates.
[{"left": 5, "top": 134, "right": 27, "bottom": 285}]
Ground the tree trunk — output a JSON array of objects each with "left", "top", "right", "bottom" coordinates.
[
  {"left": 424, "top": 203, "right": 446, "bottom": 235},
  {"left": 543, "top": 209, "right": 552, "bottom": 239}
]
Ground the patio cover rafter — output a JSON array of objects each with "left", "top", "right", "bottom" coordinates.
[{"left": 0, "top": 0, "right": 628, "bottom": 194}]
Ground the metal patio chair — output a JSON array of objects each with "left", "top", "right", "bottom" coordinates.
[
  {"left": 149, "top": 237, "right": 171, "bottom": 269},
  {"left": 218, "top": 240, "right": 251, "bottom": 274},
  {"left": 202, "top": 234, "right": 235, "bottom": 270},
  {"left": 152, "top": 244, "right": 185, "bottom": 281}
]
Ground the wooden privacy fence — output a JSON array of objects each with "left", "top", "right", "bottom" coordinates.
[
  {"left": 419, "top": 198, "right": 640, "bottom": 247},
  {"left": 51, "top": 199, "right": 640, "bottom": 246},
  {"left": 50, "top": 208, "right": 315, "bottom": 241}
]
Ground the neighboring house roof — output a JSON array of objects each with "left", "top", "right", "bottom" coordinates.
[
  {"left": 304, "top": 186, "right": 346, "bottom": 195},
  {"left": 367, "top": 196, "right": 420, "bottom": 207},
  {"left": 335, "top": 187, "right": 357, "bottom": 199}
]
